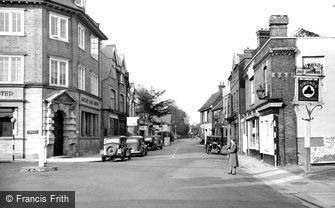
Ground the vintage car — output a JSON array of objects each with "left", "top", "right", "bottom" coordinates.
[
  {"left": 205, "top": 136, "right": 222, "bottom": 155},
  {"left": 144, "top": 137, "right": 157, "bottom": 150},
  {"left": 153, "top": 135, "right": 163, "bottom": 150},
  {"left": 100, "top": 136, "right": 132, "bottom": 162},
  {"left": 126, "top": 136, "right": 148, "bottom": 156}
]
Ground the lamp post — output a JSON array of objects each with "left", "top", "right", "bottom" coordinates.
[{"left": 10, "top": 117, "right": 16, "bottom": 161}]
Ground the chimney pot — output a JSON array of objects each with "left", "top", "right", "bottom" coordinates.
[
  {"left": 269, "top": 15, "right": 289, "bottom": 37},
  {"left": 256, "top": 29, "right": 270, "bottom": 48}
]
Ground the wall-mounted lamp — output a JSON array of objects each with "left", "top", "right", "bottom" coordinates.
[{"left": 256, "top": 85, "right": 267, "bottom": 100}]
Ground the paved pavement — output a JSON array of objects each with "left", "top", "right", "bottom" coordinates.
[
  {"left": 239, "top": 154, "right": 335, "bottom": 208},
  {"left": 0, "top": 138, "right": 334, "bottom": 208}
]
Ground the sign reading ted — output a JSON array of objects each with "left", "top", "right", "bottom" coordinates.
[
  {"left": 0, "top": 88, "right": 24, "bottom": 100},
  {"left": 298, "top": 79, "right": 319, "bottom": 102}
]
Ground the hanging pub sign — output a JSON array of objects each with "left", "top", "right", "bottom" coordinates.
[{"left": 298, "top": 79, "right": 319, "bottom": 102}]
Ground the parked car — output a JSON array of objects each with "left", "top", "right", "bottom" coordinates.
[
  {"left": 100, "top": 136, "right": 132, "bottom": 162},
  {"left": 144, "top": 136, "right": 157, "bottom": 150},
  {"left": 153, "top": 135, "right": 163, "bottom": 150},
  {"left": 205, "top": 136, "right": 222, "bottom": 155},
  {"left": 126, "top": 136, "right": 148, "bottom": 156}
]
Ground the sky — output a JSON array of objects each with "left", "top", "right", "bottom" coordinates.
[{"left": 86, "top": 0, "right": 335, "bottom": 124}]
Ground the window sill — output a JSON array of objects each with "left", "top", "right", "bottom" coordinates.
[
  {"left": 49, "top": 36, "right": 69, "bottom": 43},
  {"left": 78, "top": 46, "right": 85, "bottom": 52},
  {"left": 49, "top": 84, "right": 68, "bottom": 88},
  {"left": 0, "top": 33, "right": 25, "bottom": 37},
  {"left": 90, "top": 55, "right": 98, "bottom": 61}
]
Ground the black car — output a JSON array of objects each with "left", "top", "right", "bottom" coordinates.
[
  {"left": 100, "top": 136, "right": 132, "bottom": 162},
  {"left": 205, "top": 136, "right": 222, "bottom": 155},
  {"left": 144, "top": 137, "right": 157, "bottom": 150},
  {"left": 126, "top": 136, "right": 148, "bottom": 156}
]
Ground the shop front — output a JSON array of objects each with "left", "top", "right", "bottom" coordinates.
[
  {"left": 78, "top": 93, "right": 101, "bottom": 156},
  {"left": 0, "top": 87, "right": 24, "bottom": 160}
]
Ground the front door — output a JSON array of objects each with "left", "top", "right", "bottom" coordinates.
[{"left": 54, "top": 111, "right": 64, "bottom": 156}]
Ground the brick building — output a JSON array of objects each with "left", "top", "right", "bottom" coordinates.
[
  {"left": 0, "top": 0, "right": 107, "bottom": 159},
  {"left": 226, "top": 50, "right": 252, "bottom": 152},
  {"left": 241, "top": 15, "right": 335, "bottom": 166},
  {"left": 100, "top": 45, "right": 130, "bottom": 138},
  {"left": 198, "top": 83, "right": 224, "bottom": 145},
  {"left": 242, "top": 15, "right": 297, "bottom": 165}
]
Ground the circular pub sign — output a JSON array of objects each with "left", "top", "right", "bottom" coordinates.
[{"left": 298, "top": 79, "right": 319, "bottom": 102}]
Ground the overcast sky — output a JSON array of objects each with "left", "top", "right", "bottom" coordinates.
[{"left": 87, "top": 0, "right": 335, "bottom": 124}]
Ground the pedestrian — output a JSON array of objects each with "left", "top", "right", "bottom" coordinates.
[{"left": 227, "top": 138, "right": 239, "bottom": 175}]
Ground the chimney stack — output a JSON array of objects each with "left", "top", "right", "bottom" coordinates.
[
  {"left": 256, "top": 28, "right": 270, "bottom": 48},
  {"left": 218, "top": 81, "right": 225, "bottom": 92},
  {"left": 269, "top": 15, "right": 289, "bottom": 37}
]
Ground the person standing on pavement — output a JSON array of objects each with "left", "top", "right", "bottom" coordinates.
[{"left": 228, "top": 138, "right": 239, "bottom": 175}]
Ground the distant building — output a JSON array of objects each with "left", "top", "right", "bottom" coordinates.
[
  {"left": 100, "top": 45, "right": 130, "bottom": 138},
  {"left": 0, "top": 0, "right": 108, "bottom": 159},
  {"left": 198, "top": 82, "right": 224, "bottom": 145}
]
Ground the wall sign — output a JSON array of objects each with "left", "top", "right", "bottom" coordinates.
[
  {"left": 27, "top": 130, "right": 39, "bottom": 134},
  {"left": 296, "top": 56, "right": 324, "bottom": 76},
  {"left": 311, "top": 137, "right": 335, "bottom": 164},
  {"left": 298, "top": 79, "right": 319, "bottom": 102},
  {"left": 80, "top": 94, "right": 101, "bottom": 109},
  {"left": 0, "top": 88, "right": 24, "bottom": 100}
]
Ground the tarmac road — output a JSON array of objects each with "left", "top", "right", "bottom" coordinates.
[{"left": 0, "top": 138, "right": 310, "bottom": 208}]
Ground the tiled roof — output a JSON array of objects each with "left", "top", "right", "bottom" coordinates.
[
  {"left": 212, "top": 98, "right": 223, "bottom": 111},
  {"left": 199, "top": 91, "right": 222, "bottom": 112},
  {"left": 293, "top": 28, "right": 320, "bottom": 37},
  {"left": 101, "top": 45, "right": 117, "bottom": 59}
]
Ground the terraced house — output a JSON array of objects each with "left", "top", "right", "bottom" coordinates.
[
  {"left": 0, "top": 0, "right": 107, "bottom": 159},
  {"left": 100, "top": 45, "right": 130, "bottom": 138}
]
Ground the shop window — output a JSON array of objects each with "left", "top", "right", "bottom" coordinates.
[
  {"left": 119, "top": 120, "right": 126, "bottom": 135},
  {"left": 81, "top": 111, "right": 98, "bottom": 137},
  {"left": 0, "top": 108, "right": 13, "bottom": 137}
]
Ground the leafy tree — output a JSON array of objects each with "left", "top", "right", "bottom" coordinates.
[
  {"left": 170, "top": 104, "right": 190, "bottom": 136},
  {"left": 135, "top": 86, "right": 173, "bottom": 124}
]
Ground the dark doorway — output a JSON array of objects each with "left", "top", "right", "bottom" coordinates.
[{"left": 54, "top": 111, "right": 64, "bottom": 156}]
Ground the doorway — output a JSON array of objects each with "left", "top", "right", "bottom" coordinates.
[{"left": 53, "top": 110, "right": 64, "bottom": 156}]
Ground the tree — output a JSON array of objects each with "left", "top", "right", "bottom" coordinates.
[
  {"left": 135, "top": 86, "right": 173, "bottom": 124},
  {"left": 170, "top": 104, "right": 190, "bottom": 136}
]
